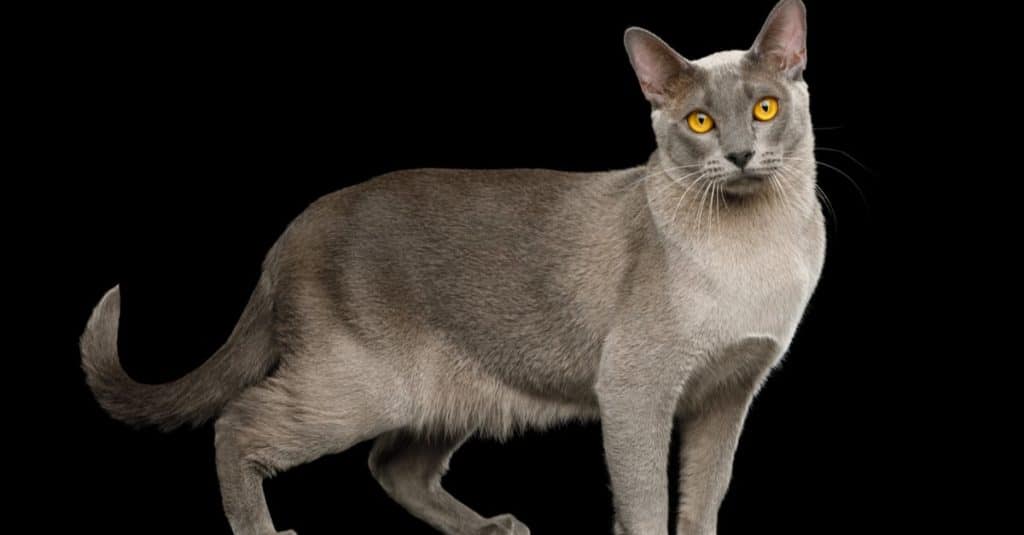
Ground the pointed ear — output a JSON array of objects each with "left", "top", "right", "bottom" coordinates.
[
  {"left": 624, "top": 27, "right": 694, "bottom": 107},
  {"left": 750, "top": 0, "right": 808, "bottom": 79}
]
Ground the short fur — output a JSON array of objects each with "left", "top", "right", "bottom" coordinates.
[{"left": 81, "top": 1, "right": 823, "bottom": 534}]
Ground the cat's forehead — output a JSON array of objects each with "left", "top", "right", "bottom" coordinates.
[
  {"left": 692, "top": 50, "right": 748, "bottom": 71},
  {"left": 684, "top": 50, "right": 785, "bottom": 107},
  {"left": 693, "top": 50, "right": 762, "bottom": 90}
]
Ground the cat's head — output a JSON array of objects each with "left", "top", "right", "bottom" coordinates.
[{"left": 625, "top": 0, "right": 813, "bottom": 197}]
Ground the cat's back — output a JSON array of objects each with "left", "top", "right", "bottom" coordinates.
[
  {"left": 286, "top": 167, "right": 615, "bottom": 275},
  {"left": 267, "top": 167, "right": 646, "bottom": 403},
  {"left": 270, "top": 167, "right": 594, "bottom": 270},
  {"left": 329, "top": 167, "right": 591, "bottom": 220}
]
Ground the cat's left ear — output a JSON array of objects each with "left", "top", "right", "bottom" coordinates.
[{"left": 749, "top": 0, "right": 808, "bottom": 80}]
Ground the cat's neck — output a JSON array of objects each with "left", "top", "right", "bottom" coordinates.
[{"left": 640, "top": 150, "right": 819, "bottom": 249}]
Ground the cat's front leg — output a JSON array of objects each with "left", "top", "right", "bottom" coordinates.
[
  {"left": 598, "top": 380, "right": 678, "bottom": 535},
  {"left": 674, "top": 388, "right": 753, "bottom": 535},
  {"left": 674, "top": 336, "right": 778, "bottom": 535},
  {"left": 597, "top": 336, "right": 684, "bottom": 535}
]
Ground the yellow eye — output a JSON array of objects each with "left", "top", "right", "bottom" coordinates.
[
  {"left": 687, "top": 111, "right": 714, "bottom": 133},
  {"left": 753, "top": 97, "right": 779, "bottom": 121}
]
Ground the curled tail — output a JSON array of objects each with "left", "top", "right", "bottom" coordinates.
[{"left": 81, "top": 276, "right": 279, "bottom": 432}]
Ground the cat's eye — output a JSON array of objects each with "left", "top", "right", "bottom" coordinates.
[
  {"left": 687, "top": 111, "right": 714, "bottom": 134},
  {"left": 753, "top": 97, "right": 779, "bottom": 121}
]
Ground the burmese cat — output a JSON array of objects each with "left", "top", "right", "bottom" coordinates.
[{"left": 81, "top": 1, "right": 823, "bottom": 533}]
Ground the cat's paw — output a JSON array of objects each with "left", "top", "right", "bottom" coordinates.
[
  {"left": 478, "top": 513, "right": 530, "bottom": 535},
  {"left": 276, "top": 531, "right": 297, "bottom": 535}
]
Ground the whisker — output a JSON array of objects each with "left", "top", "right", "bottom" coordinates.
[
  {"left": 814, "top": 146, "right": 873, "bottom": 174},
  {"left": 775, "top": 165, "right": 812, "bottom": 215},
  {"left": 815, "top": 183, "right": 838, "bottom": 230},
  {"left": 693, "top": 179, "right": 706, "bottom": 237},
  {"left": 781, "top": 161, "right": 838, "bottom": 230},
  {"left": 649, "top": 168, "right": 708, "bottom": 203},
  {"left": 784, "top": 164, "right": 821, "bottom": 212},
  {"left": 782, "top": 156, "right": 869, "bottom": 209},
  {"left": 707, "top": 181, "right": 719, "bottom": 241},
  {"left": 769, "top": 171, "right": 795, "bottom": 217},
  {"left": 714, "top": 182, "right": 724, "bottom": 230},
  {"left": 767, "top": 171, "right": 784, "bottom": 207},
  {"left": 696, "top": 179, "right": 714, "bottom": 241},
  {"left": 778, "top": 164, "right": 818, "bottom": 217},
  {"left": 669, "top": 173, "right": 706, "bottom": 228},
  {"left": 622, "top": 164, "right": 703, "bottom": 191},
  {"left": 628, "top": 167, "right": 709, "bottom": 225}
]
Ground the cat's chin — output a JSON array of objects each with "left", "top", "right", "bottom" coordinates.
[{"left": 721, "top": 174, "right": 767, "bottom": 197}]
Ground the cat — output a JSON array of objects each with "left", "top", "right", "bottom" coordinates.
[{"left": 81, "top": 1, "right": 822, "bottom": 534}]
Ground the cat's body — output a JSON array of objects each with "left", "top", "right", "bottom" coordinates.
[
  {"left": 82, "top": 2, "right": 821, "bottom": 534},
  {"left": 264, "top": 163, "right": 821, "bottom": 430}
]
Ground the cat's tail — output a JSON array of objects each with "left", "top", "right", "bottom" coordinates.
[{"left": 80, "top": 277, "right": 278, "bottom": 432}]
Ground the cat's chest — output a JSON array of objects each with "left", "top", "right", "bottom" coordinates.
[{"left": 671, "top": 230, "right": 820, "bottom": 346}]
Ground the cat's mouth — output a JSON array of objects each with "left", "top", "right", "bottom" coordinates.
[{"left": 720, "top": 173, "right": 766, "bottom": 196}]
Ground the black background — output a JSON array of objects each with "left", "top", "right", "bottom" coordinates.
[{"left": 20, "top": 1, "right": 967, "bottom": 533}]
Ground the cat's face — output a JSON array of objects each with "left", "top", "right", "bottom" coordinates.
[{"left": 626, "top": 0, "right": 812, "bottom": 197}]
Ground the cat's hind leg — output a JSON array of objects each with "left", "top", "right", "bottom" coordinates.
[
  {"left": 369, "top": 429, "right": 530, "bottom": 535},
  {"left": 214, "top": 370, "right": 401, "bottom": 535}
]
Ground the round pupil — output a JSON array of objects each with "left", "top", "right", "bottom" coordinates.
[
  {"left": 697, "top": 115, "right": 705, "bottom": 124},
  {"left": 761, "top": 101, "right": 770, "bottom": 111}
]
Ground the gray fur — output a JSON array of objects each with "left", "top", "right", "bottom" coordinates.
[
  {"left": 81, "top": 273, "right": 278, "bottom": 432},
  {"left": 80, "top": 1, "right": 823, "bottom": 534}
]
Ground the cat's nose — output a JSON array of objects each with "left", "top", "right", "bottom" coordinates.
[{"left": 725, "top": 151, "right": 754, "bottom": 170}]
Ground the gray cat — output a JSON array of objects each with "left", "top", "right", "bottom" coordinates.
[{"left": 81, "top": 1, "right": 822, "bottom": 534}]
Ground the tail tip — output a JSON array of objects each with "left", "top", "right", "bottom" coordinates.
[
  {"left": 81, "top": 284, "right": 122, "bottom": 358},
  {"left": 94, "top": 284, "right": 121, "bottom": 319},
  {"left": 101, "top": 284, "right": 121, "bottom": 307}
]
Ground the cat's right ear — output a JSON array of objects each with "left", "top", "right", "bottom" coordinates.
[
  {"left": 624, "top": 28, "right": 694, "bottom": 108},
  {"left": 749, "top": 0, "right": 808, "bottom": 80}
]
